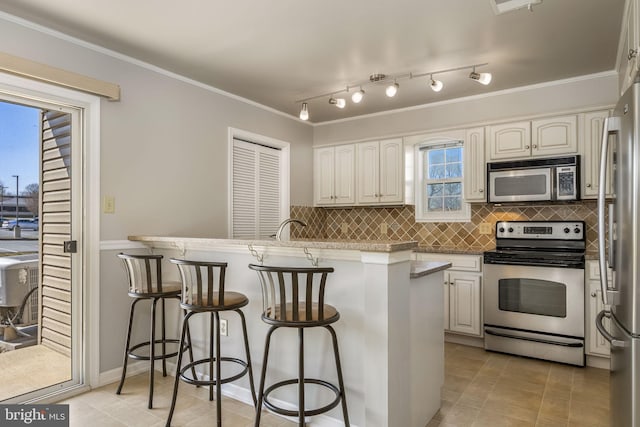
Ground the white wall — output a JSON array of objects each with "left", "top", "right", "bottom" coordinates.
[
  {"left": 0, "top": 15, "right": 314, "bottom": 240},
  {"left": 312, "top": 72, "right": 619, "bottom": 145}
]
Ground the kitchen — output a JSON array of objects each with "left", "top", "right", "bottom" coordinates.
[{"left": 0, "top": 0, "right": 631, "bottom": 426}]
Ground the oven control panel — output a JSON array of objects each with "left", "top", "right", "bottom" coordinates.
[{"left": 495, "top": 221, "right": 584, "bottom": 240}]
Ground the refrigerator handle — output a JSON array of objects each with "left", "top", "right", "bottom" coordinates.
[
  {"left": 595, "top": 310, "right": 626, "bottom": 348},
  {"left": 598, "top": 116, "right": 619, "bottom": 305}
]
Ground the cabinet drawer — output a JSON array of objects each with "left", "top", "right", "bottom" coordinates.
[
  {"left": 415, "top": 253, "right": 482, "bottom": 272},
  {"left": 587, "top": 260, "right": 613, "bottom": 281}
]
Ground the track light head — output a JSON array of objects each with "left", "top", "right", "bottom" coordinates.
[
  {"left": 329, "top": 97, "right": 346, "bottom": 108},
  {"left": 299, "top": 102, "right": 309, "bottom": 121},
  {"left": 430, "top": 76, "right": 444, "bottom": 92},
  {"left": 385, "top": 82, "right": 399, "bottom": 97},
  {"left": 351, "top": 88, "right": 365, "bottom": 103},
  {"left": 469, "top": 70, "right": 492, "bottom": 85}
]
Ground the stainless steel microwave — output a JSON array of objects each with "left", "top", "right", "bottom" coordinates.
[{"left": 487, "top": 156, "right": 580, "bottom": 203}]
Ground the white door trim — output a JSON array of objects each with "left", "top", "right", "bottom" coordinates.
[{"left": 0, "top": 72, "right": 101, "bottom": 392}]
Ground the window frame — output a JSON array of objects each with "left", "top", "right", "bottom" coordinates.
[{"left": 415, "top": 139, "right": 470, "bottom": 222}]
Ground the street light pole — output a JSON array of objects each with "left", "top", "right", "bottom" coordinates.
[
  {"left": 12, "top": 175, "right": 19, "bottom": 238},
  {"left": 0, "top": 184, "right": 4, "bottom": 223}
]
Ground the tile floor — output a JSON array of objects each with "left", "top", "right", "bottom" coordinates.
[
  {"left": 58, "top": 343, "right": 610, "bottom": 426},
  {"left": 428, "top": 343, "right": 610, "bottom": 427}
]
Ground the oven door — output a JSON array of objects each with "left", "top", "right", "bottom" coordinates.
[
  {"left": 488, "top": 167, "right": 551, "bottom": 203},
  {"left": 483, "top": 263, "right": 584, "bottom": 338}
]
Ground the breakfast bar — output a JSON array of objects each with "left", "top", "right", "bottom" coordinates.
[{"left": 128, "top": 236, "right": 449, "bottom": 427}]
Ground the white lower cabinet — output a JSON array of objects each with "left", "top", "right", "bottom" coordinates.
[
  {"left": 415, "top": 253, "right": 483, "bottom": 337},
  {"left": 586, "top": 260, "right": 611, "bottom": 358}
]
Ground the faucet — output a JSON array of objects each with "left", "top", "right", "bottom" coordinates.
[{"left": 275, "top": 218, "right": 307, "bottom": 241}]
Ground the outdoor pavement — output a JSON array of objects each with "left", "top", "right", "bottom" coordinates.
[{"left": 0, "top": 229, "right": 38, "bottom": 253}]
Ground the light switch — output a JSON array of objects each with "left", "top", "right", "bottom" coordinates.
[
  {"left": 341, "top": 223, "right": 349, "bottom": 234},
  {"left": 103, "top": 196, "right": 115, "bottom": 214},
  {"left": 380, "top": 223, "right": 388, "bottom": 235}
]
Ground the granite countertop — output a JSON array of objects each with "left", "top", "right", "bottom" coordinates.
[
  {"left": 128, "top": 236, "right": 419, "bottom": 253},
  {"left": 414, "top": 245, "right": 487, "bottom": 256},
  {"left": 410, "top": 261, "right": 452, "bottom": 278}
]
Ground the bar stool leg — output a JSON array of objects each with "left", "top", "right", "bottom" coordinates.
[
  {"left": 327, "top": 325, "right": 350, "bottom": 427},
  {"left": 149, "top": 297, "right": 159, "bottom": 409},
  {"left": 116, "top": 298, "right": 141, "bottom": 395},
  {"left": 209, "top": 312, "right": 215, "bottom": 402},
  {"left": 214, "top": 312, "right": 222, "bottom": 427},
  {"left": 183, "top": 309, "right": 197, "bottom": 382},
  {"left": 236, "top": 309, "right": 257, "bottom": 406},
  {"left": 161, "top": 297, "right": 168, "bottom": 377},
  {"left": 254, "top": 326, "right": 277, "bottom": 427},
  {"left": 298, "top": 328, "right": 305, "bottom": 427},
  {"left": 166, "top": 311, "right": 193, "bottom": 427}
]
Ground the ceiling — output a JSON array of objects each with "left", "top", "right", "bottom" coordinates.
[{"left": 0, "top": 0, "right": 626, "bottom": 123}]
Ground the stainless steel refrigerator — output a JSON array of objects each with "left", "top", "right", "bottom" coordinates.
[{"left": 597, "top": 80, "right": 640, "bottom": 427}]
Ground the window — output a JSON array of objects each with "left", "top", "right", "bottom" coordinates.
[
  {"left": 415, "top": 140, "right": 470, "bottom": 222},
  {"left": 229, "top": 130, "right": 290, "bottom": 239}
]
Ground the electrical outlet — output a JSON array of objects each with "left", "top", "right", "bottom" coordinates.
[
  {"left": 380, "top": 223, "right": 388, "bottom": 235},
  {"left": 341, "top": 222, "right": 349, "bottom": 234},
  {"left": 219, "top": 318, "right": 228, "bottom": 336},
  {"left": 479, "top": 223, "right": 492, "bottom": 235},
  {"left": 103, "top": 196, "right": 115, "bottom": 214}
]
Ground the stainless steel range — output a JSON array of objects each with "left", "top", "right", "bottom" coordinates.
[{"left": 483, "top": 220, "right": 586, "bottom": 366}]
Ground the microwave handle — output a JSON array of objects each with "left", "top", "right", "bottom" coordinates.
[{"left": 598, "top": 116, "right": 619, "bottom": 306}]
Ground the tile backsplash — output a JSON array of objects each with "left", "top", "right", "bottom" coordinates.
[{"left": 290, "top": 202, "right": 599, "bottom": 252}]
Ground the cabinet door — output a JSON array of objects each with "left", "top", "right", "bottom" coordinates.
[
  {"left": 463, "top": 127, "right": 486, "bottom": 201},
  {"left": 314, "top": 147, "right": 335, "bottom": 205},
  {"left": 587, "top": 280, "right": 611, "bottom": 357},
  {"left": 378, "top": 138, "right": 404, "bottom": 203},
  {"left": 357, "top": 141, "right": 380, "bottom": 204},
  {"left": 622, "top": 0, "right": 639, "bottom": 94},
  {"left": 448, "top": 272, "right": 482, "bottom": 336},
  {"left": 531, "top": 115, "right": 578, "bottom": 157},
  {"left": 333, "top": 144, "right": 356, "bottom": 205},
  {"left": 444, "top": 274, "right": 450, "bottom": 331},
  {"left": 487, "top": 121, "right": 531, "bottom": 160},
  {"left": 582, "top": 111, "right": 612, "bottom": 199}
]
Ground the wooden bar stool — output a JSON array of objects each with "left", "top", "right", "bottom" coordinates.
[
  {"left": 248, "top": 264, "right": 349, "bottom": 427},
  {"left": 166, "top": 259, "right": 257, "bottom": 427},
  {"left": 116, "top": 253, "right": 193, "bottom": 409}
]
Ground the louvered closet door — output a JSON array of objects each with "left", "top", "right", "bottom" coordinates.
[
  {"left": 232, "top": 139, "right": 282, "bottom": 239},
  {"left": 40, "top": 110, "right": 72, "bottom": 357}
]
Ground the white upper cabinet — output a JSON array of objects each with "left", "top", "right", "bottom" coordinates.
[
  {"left": 313, "top": 144, "right": 356, "bottom": 206},
  {"left": 620, "top": 0, "right": 640, "bottom": 95},
  {"left": 357, "top": 138, "right": 404, "bottom": 205},
  {"left": 487, "top": 115, "right": 578, "bottom": 161},
  {"left": 581, "top": 110, "right": 613, "bottom": 199},
  {"left": 463, "top": 127, "right": 486, "bottom": 202}
]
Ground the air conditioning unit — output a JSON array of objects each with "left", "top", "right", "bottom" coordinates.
[
  {"left": 0, "top": 254, "right": 39, "bottom": 326},
  {"left": 490, "top": 0, "right": 542, "bottom": 14}
]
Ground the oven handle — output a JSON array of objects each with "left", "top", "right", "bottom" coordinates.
[
  {"left": 484, "top": 328, "right": 584, "bottom": 348},
  {"left": 595, "top": 310, "right": 626, "bottom": 348}
]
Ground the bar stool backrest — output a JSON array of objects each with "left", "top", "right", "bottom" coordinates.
[
  {"left": 248, "top": 264, "right": 335, "bottom": 323},
  {"left": 170, "top": 259, "right": 228, "bottom": 308},
  {"left": 117, "top": 253, "right": 167, "bottom": 295}
]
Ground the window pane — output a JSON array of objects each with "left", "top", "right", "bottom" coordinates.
[
  {"left": 444, "top": 197, "right": 462, "bottom": 211},
  {"left": 444, "top": 182, "right": 462, "bottom": 196},
  {"left": 428, "top": 197, "right": 443, "bottom": 211},
  {"left": 446, "top": 147, "right": 462, "bottom": 163},
  {"left": 428, "top": 149, "right": 445, "bottom": 165},
  {"left": 445, "top": 163, "right": 462, "bottom": 178},
  {"left": 428, "top": 165, "right": 445, "bottom": 179},
  {"left": 427, "top": 183, "right": 443, "bottom": 197}
]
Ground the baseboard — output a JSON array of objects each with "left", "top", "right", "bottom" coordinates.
[
  {"left": 445, "top": 332, "right": 484, "bottom": 348},
  {"left": 586, "top": 354, "right": 610, "bottom": 370},
  {"left": 98, "top": 360, "right": 156, "bottom": 387}
]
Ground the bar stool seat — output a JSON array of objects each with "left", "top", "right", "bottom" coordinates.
[
  {"left": 166, "top": 258, "right": 257, "bottom": 427},
  {"left": 115, "top": 253, "right": 192, "bottom": 410},
  {"left": 249, "top": 264, "right": 350, "bottom": 427}
]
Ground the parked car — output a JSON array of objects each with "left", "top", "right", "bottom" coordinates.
[{"left": 5, "top": 220, "right": 38, "bottom": 231}]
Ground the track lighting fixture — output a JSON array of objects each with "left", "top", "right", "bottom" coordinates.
[
  {"left": 351, "top": 88, "right": 365, "bottom": 103},
  {"left": 329, "top": 97, "right": 346, "bottom": 108},
  {"left": 469, "top": 67, "right": 492, "bottom": 85},
  {"left": 299, "top": 102, "right": 309, "bottom": 121},
  {"left": 295, "top": 62, "right": 491, "bottom": 120},
  {"left": 430, "top": 75, "right": 444, "bottom": 92},
  {"left": 385, "top": 81, "right": 399, "bottom": 98}
]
